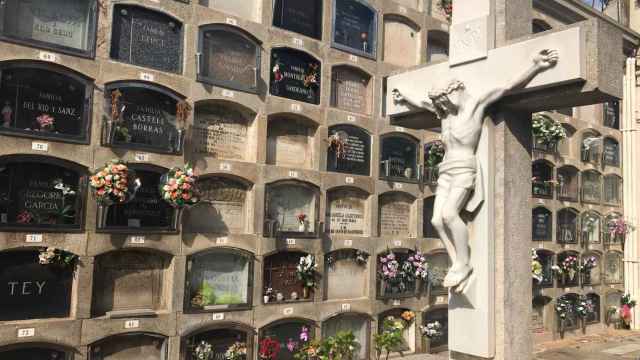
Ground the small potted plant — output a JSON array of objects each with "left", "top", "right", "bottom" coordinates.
[{"left": 296, "top": 254, "right": 317, "bottom": 299}]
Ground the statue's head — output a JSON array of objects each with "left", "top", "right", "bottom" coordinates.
[{"left": 428, "top": 79, "right": 466, "bottom": 118}]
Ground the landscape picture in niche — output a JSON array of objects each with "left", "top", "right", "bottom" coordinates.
[
  {"left": 107, "top": 84, "right": 182, "bottom": 153},
  {"left": 333, "top": 0, "right": 377, "bottom": 58},
  {"left": 270, "top": 48, "right": 321, "bottom": 104},
  {"left": 0, "top": 162, "right": 82, "bottom": 228},
  {"left": 188, "top": 251, "right": 250, "bottom": 310},
  {"left": 111, "top": 5, "right": 183, "bottom": 73},
  {"left": 327, "top": 189, "right": 367, "bottom": 236},
  {"left": 193, "top": 103, "right": 251, "bottom": 160},
  {"left": 0, "top": 66, "right": 88, "bottom": 140},
  {"left": 0, "top": 251, "right": 73, "bottom": 321},
  {"left": 199, "top": 26, "right": 260, "bottom": 92},
  {"left": 327, "top": 125, "right": 370, "bottom": 175},
  {"left": 0, "top": 0, "right": 97, "bottom": 54},
  {"left": 273, "top": 0, "right": 323, "bottom": 39}
]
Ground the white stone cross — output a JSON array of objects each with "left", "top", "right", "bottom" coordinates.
[{"left": 385, "top": 1, "right": 624, "bottom": 359}]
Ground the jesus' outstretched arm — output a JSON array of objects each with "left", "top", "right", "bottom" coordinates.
[{"left": 391, "top": 88, "right": 437, "bottom": 114}]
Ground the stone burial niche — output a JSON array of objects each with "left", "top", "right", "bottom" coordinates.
[
  {"left": 183, "top": 176, "right": 250, "bottom": 235},
  {"left": 264, "top": 181, "right": 320, "bottom": 238},
  {"left": 330, "top": 66, "right": 372, "bottom": 115},
  {"left": 260, "top": 319, "right": 315, "bottom": 360},
  {"left": 269, "top": 48, "right": 321, "bottom": 105},
  {"left": 267, "top": 114, "right": 318, "bottom": 170},
  {"left": 322, "top": 313, "right": 370, "bottom": 359},
  {"left": 331, "top": 0, "right": 378, "bottom": 59},
  {"left": 199, "top": 0, "right": 262, "bottom": 23},
  {"left": 0, "top": 345, "right": 71, "bottom": 360},
  {"left": 0, "top": 61, "right": 93, "bottom": 143},
  {"left": 263, "top": 251, "right": 314, "bottom": 303},
  {"left": 184, "top": 325, "right": 252, "bottom": 360},
  {"left": 90, "top": 333, "right": 168, "bottom": 360},
  {"left": 185, "top": 248, "right": 253, "bottom": 311},
  {"left": 0, "top": 155, "right": 86, "bottom": 230},
  {"left": 192, "top": 101, "right": 257, "bottom": 162},
  {"left": 0, "top": 249, "right": 75, "bottom": 321},
  {"left": 326, "top": 125, "right": 371, "bottom": 176},
  {"left": 92, "top": 250, "right": 172, "bottom": 318},
  {"left": 423, "top": 307, "right": 448, "bottom": 353},
  {"left": 378, "top": 308, "right": 416, "bottom": 354},
  {"left": 110, "top": 4, "right": 183, "bottom": 73},
  {"left": 197, "top": 24, "right": 261, "bottom": 93},
  {"left": 0, "top": 0, "right": 98, "bottom": 57},
  {"left": 103, "top": 82, "right": 185, "bottom": 154},
  {"left": 99, "top": 164, "right": 176, "bottom": 232},
  {"left": 379, "top": 133, "right": 420, "bottom": 182},
  {"left": 324, "top": 249, "right": 370, "bottom": 300},
  {"left": 378, "top": 192, "right": 415, "bottom": 238},
  {"left": 383, "top": 16, "right": 421, "bottom": 68},
  {"left": 326, "top": 187, "right": 368, "bottom": 237},
  {"left": 273, "top": 0, "right": 323, "bottom": 40}
]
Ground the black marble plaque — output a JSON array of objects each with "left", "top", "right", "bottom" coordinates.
[
  {"left": 380, "top": 136, "right": 418, "bottom": 180},
  {"left": 0, "top": 251, "right": 73, "bottom": 321},
  {"left": 532, "top": 208, "right": 551, "bottom": 241},
  {"left": 105, "top": 169, "right": 173, "bottom": 230},
  {"left": 0, "top": 66, "right": 88, "bottom": 140},
  {"left": 603, "top": 138, "right": 620, "bottom": 166},
  {"left": 333, "top": 0, "right": 377, "bottom": 58},
  {"left": 273, "top": 0, "right": 323, "bottom": 39},
  {"left": 603, "top": 101, "right": 619, "bottom": 129},
  {"left": 327, "top": 125, "right": 370, "bottom": 175},
  {"left": 108, "top": 84, "right": 181, "bottom": 153},
  {"left": 111, "top": 5, "right": 183, "bottom": 73},
  {"left": 199, "top": 26, "right": 260, "bottom": 93},
  {"left": 270, "top": 48, "right": 321, "bottom": 104},
  {"left": 1, "top": 0, "right": 97, "bottom": 55}
]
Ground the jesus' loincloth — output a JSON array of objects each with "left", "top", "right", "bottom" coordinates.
[{"left": 436, "top": 156, "right": 484, "bottom": 212}]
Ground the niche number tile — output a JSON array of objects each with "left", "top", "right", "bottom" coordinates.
[
  {"left": 286, "top": 238, "right": 296, "bottom": 246},
  {"left": 345, "top": 177, "right": 354, "bottom": 184},
  {"left": 216, "top": 237, "right": 228, "bottom": 245},
  {"left": 25, "top": 234, "right": 43, "bottom": 243},
  {"left": 393, "top": 183, "right": 403, "bottom": 190},
  {"left": 349, "top": 55, "right": 358, "bottom": 62},
  {"left": 347, "top": 115, "right": 356, "bottom": 122},
  {"left": 398, "top": 6, "right": 407, "bottom": 14},
  {"left": 134, "top": 153, "right": 149, "bottom": 162},
  {"left": 17, "top": 328, "right": 35, "bottom": 338},
  {"left": 212, "top": 313, "right": 225, "bottom": 320},
  {"left": 219, "top": 163, "right": 232, "bottom": 171},
  {"left": 393, "top": 240, "right": 402, "bottom": 247},
  {"left": 225, "top": 17, "right": 238, "bottom": 25},
  {"left": 290, "top": 103, "right": 302, "bottom": 112},
  {"left": 139, "top": 72, "right": 155, "bottom": 82},
  {"left": 288, "top": 171, "right": 299, "bottom": 178},
  {"left": 222, "top": 89, "right": 235, "bottom": 98},
  {"left": 124, "top": 320, "right": 139, "bottom": 329},
  {"left": 130, "top": 236, "right": 145, "bottom": 244},
  {"left": 283, "top": 307, "right": 294, "bottom": 315},
  {"left": 292, "top": 38, "right": 304, "bottom": 47},
  {"left": 31, "top": 142, "right": 49, "bottom": 152},
  {"left": 344, "top": 239, "right": 353, "bottom": 247},
  {"left": 395, "top": 126, "right": 405, "bottom": 132},
  {"left": 38, "top": 51, "right": 58, "bottom": 62},
  {"left": 436, "top": 296, "right": 446, "bottom": 304},
  {"left": 341, "top": 303, "right": 351, "bottom": 311}
]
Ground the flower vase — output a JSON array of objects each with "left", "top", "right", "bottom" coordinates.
[
  {"left": 263, "top": 295, "right": 270, "bottom": 304},
  {"left": 298, "top": 222, "right": 305, "bottom": 232},
  {"left": 276, "top": 293, "right": 284, "bottom": 302},
  {"left": 581, "top": 318, "right": 587, "bottom": 334},
  {"left": 171, "top": 207, "right": 184, "bottom": 231},
  {"left": 97, "top": 205, "right": 109, "bottom": 229},
  {"left": 559, "top": 319, "right": 566, "bottom": 339},
  {"left": 302, "top": 287, "right": 310, "bottom": 299}
]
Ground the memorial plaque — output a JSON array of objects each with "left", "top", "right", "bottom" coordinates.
[
  {"left": 380, "top": 136, "right": 418, "bottom": 180},
  {"left": 583, "top": 254, "right": 601, "bottom": 285},
  {"left": 0, "top": 251, "right": 73, "bottom": 321},
  {"left": 199, "top": 26, "right": 260, "bottom": 92},
  {"left": 93, "top": 251, "right": 167, "bottom": 316},
  {"left": 270, "top": 48, "right": 321, "bottom": 104},
  {"left": 332, "top": 0, "right": 377, "bottom": 58},
  {"left": 91, "top": 334, "right": 166, "bottom": 360},
  {"left": 603, "top": 175, "right": 621, "bottom": 205},
  {"left": 264, "top": 252, "right": 309, "bottom": 299},
  {"left": 532, "top": 207, "right": 551, "bottom": 241},
  {"left": 327, "top": 125, "right": 371, "bottom": 175},
  {"left": 111, "top": 5, "right": 183, "bottom": 73},
  {"left": 426, "top": 253, "right": 449, "bottom": 291},
  {"left": 0, "top": 0, "right": 97, "bottom": 54},
  {"left": 581, "top": 171, "right": 602, "bottom": 203},
  {"left": 108, "top": 84, "right": 181, "bottom": 153},
  {"left": 424, "top": 309, "right": 448, "bottom": 350},
  {"left": 273, "top": 0, "right": 322, "bottom": 39},
  {"left": 190, "top": 329, "right": 247, "bottom": 360},
  {"left": 605, "top": 252, "right": 623, "bottom": 283},
  {"left": 557, "top": 209, "right": 578, "bottom": 244},
  {"left": 323, "top": 315, "right": 368, "bottom": 358},
  {"left": 105, "top": 169, "right": 173, "bottom": 230},
  {"left": 603, "top": 101, "right": 620, "bottom": 129},
  {"left": 188, "top": 251, "right": 250, "bottom": 309},
  {"left": 582, "top": 212, "right": 601, "bottom": 244},
  {"left": 267, "top": 184, "right": 317, "bottom": 233},
  {"left": 383, "top": 19, "right": 419, "bottom": 68},
  {"left": 327, "top": 189, "right": 366, "bottom": 236},
  {"left": 379, "top": 193, "right": 412, "bottom": 237},
  {"left": 606, "top": 291, "right": 622, "bottom": 309},
  {"left": 326, "top": 251, "right": 368, "bottom": 299},
  {"left": 186, "top": 177, "right": 247, "bottom": 234},
  {"left": 585, "top": 294, "right": 600, "bottom": 323},
  {"left": 0, "top": 65, "right": 89, "bottom": 140},
  {"left": 331, "top": 66, "right": 370, "bottom": 114},
  {"left": 2, "top": 348, "right": 67, "bottom": 360},
  {"left": 603, "top": 138, "right": 620, "bottom": 167},
  {"left": 0, "top": 162, "right": 82, "bottom": 228},
  {"left": 267, "top": 119, "right": 312, "bottom": 168},
  {"left": 194, "top": 103, "right": 252, "bottom": 160},
  {"left": 557, "top": 166, "right": 579, "bottom": 200}
]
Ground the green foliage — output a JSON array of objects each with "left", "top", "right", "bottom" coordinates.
[
  {"left": 293, "top": 331, "right": 358, "bottom": 360},
  {"left": 215, "top": 293, "right": 243, "bottom": 305},
  {"left": 374, "top": 318, "right": 405, "bottom": 360},
  {"left": 532, "top": 113, "right": 566, "bottom": 145}
]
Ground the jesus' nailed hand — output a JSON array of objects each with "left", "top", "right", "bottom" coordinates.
[{"left": 392, "top": 49, "right": 558, "bottom": 292}]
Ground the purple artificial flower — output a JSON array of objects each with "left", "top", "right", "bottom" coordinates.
[{"left": 300, "top": 326, "right": 309, "bottom": 342}]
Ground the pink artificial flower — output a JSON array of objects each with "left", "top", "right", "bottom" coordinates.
[
  {"left": 286, "top": 339, "right": 297, "bottom": 352},
  {"left": 300, "top": 326, "right": 309, "bottom": 342}
]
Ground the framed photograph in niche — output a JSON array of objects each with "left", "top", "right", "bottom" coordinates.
[
  {"left": 273, "top": 0, "right": 323, "bottom": 40},
  {"left": 186, "top": 249, "right": 253, "bottom": 311},
  {"left": 0, "top": 250, "right": 74, "bottom": 321},
  {"left": 327, "top": 125, "right": 371, "bottom": 176},
  {"left": 331, "top": 0, "right": 378, "bottom": 59},
  {"left": 0, "top": 62, "right": 93, "bottom": 143},
  {"left": 0, "top": 0, "right": 98, "bottom": 57},
  {"left": 331, "top": 66, "right": 371, "bottom": 115},
  {"left": 90, "top": 333, "right": 168, "bottom": 360},
  {"left": 186, "top": 328, "right": 250, "bottom": 360},
  {"left": 197, "top": 25, "right": 261, "bottom": 93},
  {"left": 326, "top": 188, "right": 368, "bottom": 237},
  {"left": 0, "top": 156, "right": 85, "bottom": 231},
  {"left": 101, "top": 166, "right": 175, "bottom": 233},
  {"left": 104, "top": 82, "right": 185, "bottom": 154},
  {"left": 264, "top": 181, "right": 319, "bottom": 237},
  {"left": 110, "top": 4, "right": 183, "bottom": 73},
  {"left": 270, "top": 48, "right": 321, "bottom": 105}
]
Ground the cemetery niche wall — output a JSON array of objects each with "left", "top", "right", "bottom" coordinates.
[
  {"left": 263, "top": 251, "right": 313, "bottom": 303},
  {"left": 184, "top": 176, "right": 249, "bottom": 235},
  {"left": 0, "top": 61, "right": 93, "bottom": 143},
  {"left": 0, "top": 0, "right": 98, "bottom": 57},
  {"left": 322, "top": 313, "right": 370, "bottom": 359},
  {"left": 378, "top": 192, "right": 414, "bottom": 238},
  {"left": 270, "top": 48, "right": 321, "bottom": 105},
  {"left": 104, "top": 82, "right": 185, "bottom": 154},
  {"left": 197, "top": 25, "right": 261, "bottom": 93},
  {"left": 326, "top": 187, "right": 368, "bottom": 237},
  {"left": 110, "top": 5, "right": 183, "bottom": 74},
  {"left": 423, "top": 307, "right": 448, "bottom": 353},
  {"left": 331, "top": 0, "right": 377, "bottom": 59},
  {"left": 185, "top": 248, "right": 253, "bottom": 311},
  {"left": 92, "top": 250, "right": 170, "bottom": 317},
  {"left": 327, "top": 125, "right": 370, "bottom": 176},
  {"left": 0, "top": 249, "right": 75, "bottom": 321},
  {"left": 330, "top": 65, "right": 372, "bottom": 115},
  {"left": 324, "top": 249, "right": 369, "bottom": 299},
  {"left": 267, "top": 115, "right": 317, "bottom": 169},
  {"left": 273, "top": 0, "right": 323, "bottom": 40},
  {"left": 0, "top": 156, "right": 85, "bottom": 230},
  {"left": 90, "top": 333, "right": 168, "bottom": 360},
  {"left": 185, "top": 326, "right": 251, "bottom": 360},
  {"left": 264, "top": 181, "right": 320, "bottom": 237}
]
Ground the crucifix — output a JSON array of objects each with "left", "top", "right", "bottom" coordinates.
[{"left": 385, "top": 1, "right": 624, "bottom": 359}]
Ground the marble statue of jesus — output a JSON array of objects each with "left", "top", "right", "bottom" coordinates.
[{"left": 392, "top": 49, "right": 558, "bottom": 291}]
